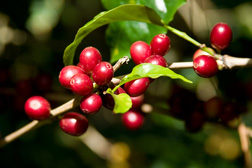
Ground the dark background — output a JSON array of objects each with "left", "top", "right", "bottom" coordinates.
[{"left": 1, "top": 0, "right": 252, "bottom": 167}]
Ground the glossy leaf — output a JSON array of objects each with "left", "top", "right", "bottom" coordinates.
[
  {"left": 102, "top": 0, "right": 186, "bottom": 63},
  {"left": 106, "top": 20, "right": 166, "bottom": 63},
  {"left": 63, "top": 4, "right": 165, "bottom": 66},
  {"left": 106, "top": 88, "right": 132, "bottom": 114},
  {"left": 102, "top": 0, "right": 186, "bottom": 24},
  {"left": 113, "top": 63, "right": 192, "bottom": 93}
]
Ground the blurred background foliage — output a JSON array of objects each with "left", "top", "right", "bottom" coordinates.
[{"left": 1, "top": 0, "right": 252, "bottom": 167}]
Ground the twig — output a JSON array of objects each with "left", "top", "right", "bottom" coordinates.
[
  {"left": 79, "top": 125, "right": 113, "bottom": 160},
  {"left": 167, "top": 55, "right": 252, "bottom": 69},
  {"left": 113, "top": 56, "right": 130, "bottom": 72},
  {"left": 238, "top": 123, "right": 252, "bottom": 168},
  {"left": 168, "top": 62, "right": 193, "bottom": 69},
  {"left": 0, "top": 96, "right": 80, "bottom": 148},
  {"left": 0, "top": 56, "right": 131, "bottom": 148},
  {"left": 222, "top": 55, "right": 252, "bottom": 69}
]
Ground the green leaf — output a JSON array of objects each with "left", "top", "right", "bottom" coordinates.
[
  {"left": 113, "top": 63, "right": 192, "bottom": 92},
  {"left": 102, "top": 0, "right": 186, "bottom": 24},
  {"left": 107, "top": 88, "right": 132, "bottom": 114},
  {"left": 106, "top": 21, "right": 166, "bottom": 63},
  {"left": 63, "top": 4, "right": 165, "bottom": 66},
  {"left": 102, "top": 0, "right": 186, "bottom": 63}
]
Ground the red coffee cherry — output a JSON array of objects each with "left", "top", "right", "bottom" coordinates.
[
  {"left": 77, "top": 62, "right": 88, "bottom": 75},
  {"left": 116, "top": 87, "right": 126, "bottom": 94},
  {"left": 130, "top": 41, "right": 151, "bottom": 65},
  {"left": 122, "top": 110, "right": 144, "bottom": 130},
  {"left": 130, "top": 94, "right": 144, "bottom": 110},
  {"left": 193, "top": 55, "right": 218, "bottom": 78},
  {"left": 59, "top": 65, "right": 84, "bottom": 89},
  {"left": 80, "top": 93, "right": 102, "bottom": 114},
  {"left": 210, "top": 23, "right": 232, "bottom": 50},
  {"left": 150, "top": 34, "right": 171, "bottom": 56},
  {"left": 144, "top": 54, "right": 168, "bottom": 67},
  {"left": 92, "top": 61, "right": 114, "bottom": 86},
  {"left": 70, "top": 73, "right": 93, "bottom": 96},
  {"left": 59, "top": 112, "right": 89, "bottom": 136},
  {"left": 193, "top": 48, "right": 214, "bottom": 60},
  {"left": 124, "top": 77, "right": 150, "bottom": 97},
  {"left": 79, "top": 47, "right": 102, "bottom": 75},
  {"left": 24, "top": 96, "right": 51, "bottom": 120}
]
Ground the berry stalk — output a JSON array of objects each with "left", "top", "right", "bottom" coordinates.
[{"left": 164, "top": 25, "right": 215, "bottom": 56}]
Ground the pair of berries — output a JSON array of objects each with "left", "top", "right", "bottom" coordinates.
[
  {"left": 193, "top": 22, "right": 232, "bottom": 78},
  {"left": 122, "top": 94, "right": 145, "bottom": 130},
  {"left": 24, "top": 95, "right": 90, "bottom": 136}
]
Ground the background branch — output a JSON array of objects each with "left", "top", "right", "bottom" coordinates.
[{"left": 238, "top": 123, "right": 252, "bottom": 168}]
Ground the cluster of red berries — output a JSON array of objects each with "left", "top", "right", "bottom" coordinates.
[
  {"left": 23, "top": 33, "right": 172, "bottom": 135},
  {"left": 23, "top": 23, "right": 233, "bottom": 136},
  {"left": 124, "top": 34, "right": 170, "bottom": 96},
  {"left": 57, "top": 47, "right": 115, "bottom": 135},
  {"left": 193, "top": 22, "right": 232, "bottom": 78},
  {"left": 24, "top": 46, "right": 114, "bottom": 136},
  {"left": 121, "top": 34, "right": 171, "bottom": 129}
]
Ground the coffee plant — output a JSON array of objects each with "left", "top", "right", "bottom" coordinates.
[{"left": 1, "top": 0, "right": 252, "bottom": 168}]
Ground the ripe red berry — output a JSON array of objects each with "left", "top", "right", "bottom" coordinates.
[
  {"left": 77, "top": 62, "right": 88, "bottom": 75},
  {"left": 122, "top": 110, "right": 144, "bottom": 130},
  {"left": 70, "top": 73, "right": 93, "bottom": 96},
  {"left": 116, "top": 87, "right": 126, "bottom": 94},
  {"left": 144, "top": 55, "right": 168, "bottom": 67},
  {"left": 79, "top": 47, "right": 102, "bottom": 75},
  {"left": 59, "top": 65, "right": 84, "bottom": 89},
  {"left": 150, "top": 34, "right": 171, "bottom": 56},
  {"left": 130, "top": 94, "right": 144, "bottom": 110},
  {"left": 130, "top": 41, "right": 151, "bottom": 65},
  {"left": 80, "top": 93, "right": 102, "bottom": 114},
  {"left": 124, "top": 78, "right": 150, "bottom": 97},
  {"left": 193, "top": 48, "right": 214, "bottom": 60},
  {"left": 59, "top": 112, "right": 89, "bottom": 136},
  {"left": 210, "top": 23, "right": 232, "bottom": 50},
  {"left": 24, "top": 96, "right": 51, "bottom": 120},
  {"left": 92, "top": 61, "right": 114, "bottom": 86},
  {"left": 193, "top": 55, "right": 218, "bottom": 78}
]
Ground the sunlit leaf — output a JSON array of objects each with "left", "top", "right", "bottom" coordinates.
[
  {"left": 102, "top": 0, "right": 186, "bottom": 63},
  {"left": 113, "top": 63, "right": 192, "bottom": 92},
  {"left": 63, "top": 4, "right": 165, "bottom": 66},
  {"left": 106, "top": 88, "right": 132, "bottom": 114}
]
